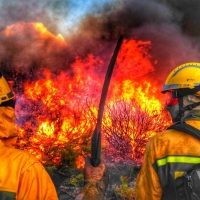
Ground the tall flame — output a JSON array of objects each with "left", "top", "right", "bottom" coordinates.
[{"left": 3, "top": 22, "right": 171, "bottom": 167}]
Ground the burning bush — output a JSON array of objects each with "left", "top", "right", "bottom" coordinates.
[
  {"left": 11, "top": 71, "right": 171, "bottom": 168},
  {"left": 103, "top": 99, "right": 171, "bottom": 166},
  {"left": 15, "top": 95, "right": 96, "bottom": 168},
  {"left": 14, "top": 95, "right": 170, "bottom": 168}
]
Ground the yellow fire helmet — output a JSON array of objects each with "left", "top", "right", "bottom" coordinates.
[
  {"left": 0, "top": 73, "right": 14, "bottom": 105},
  {"left": 162, "top": 62, "right": 200, "bottom": 96},
  {"left": 162, "top": 62, "right": 200, "bottom": 123}
]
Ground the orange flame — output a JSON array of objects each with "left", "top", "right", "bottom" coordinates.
[{"left": 12, "top": 23, "right": 171, "bottom": 167}]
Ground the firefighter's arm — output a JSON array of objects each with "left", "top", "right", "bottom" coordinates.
[
  {"left": 75, "top": 156, "right": 109, "bottom": 200},
  {"left": 17, "top": 161, "right": 59, "bottom": 200},
  {"left": 135, "top": 140, "right": 162, "bottom": 200}
]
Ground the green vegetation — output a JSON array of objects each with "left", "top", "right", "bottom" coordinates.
[{"left": 115, "top": 176, "right": 136, "bottom": 200}]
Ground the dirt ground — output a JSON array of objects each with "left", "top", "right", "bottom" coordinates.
[{"left": 47, "top": 163, "right": 141, "bottom": 200}]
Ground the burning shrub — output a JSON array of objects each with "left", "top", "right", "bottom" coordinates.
[
  {"left": 15, "top": 94, "right": 95, "bottom": 168},
  {"left": 14, "top": 91, "right": 171, "bottom": 168},
  {"left": 103, "top": 99, "right": 171, "bottom": 166}
]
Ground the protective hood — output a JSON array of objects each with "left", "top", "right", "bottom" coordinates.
[
  {"left": 180, "top": 95, "right": 200, "bottom": 122},
  {"left": 166, "top": 94, "right": 200, "bottom": 123},
  {"left": 0, "top": 106, "right": 17, "bottom": 147},
  {"left": 181, "top": 110, "right": 200, "bottom": 122}
]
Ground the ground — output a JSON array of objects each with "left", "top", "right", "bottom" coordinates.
[{"left": 47, "top": 162, "right": 141, "bottom": 200}]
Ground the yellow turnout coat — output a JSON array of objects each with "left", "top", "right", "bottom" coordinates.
[
  {"left": 0, "top": 107, "right": 58, "bottom": 200},
  {"left": 135, "top": 119, "right": 200, "bottom": 200}
]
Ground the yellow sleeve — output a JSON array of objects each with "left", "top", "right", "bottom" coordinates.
[
  {"left": 17, "top": 162, "right": 59, "bottom": 200},
  {"left": 135, "top": 140, "right": 162, "bottom": 200}
]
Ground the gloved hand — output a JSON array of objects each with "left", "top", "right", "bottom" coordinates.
[
  {"left": 75, "top": 156, "right": 108, "bottom": 200},
  {"left": 84, "top": 156, "right": 106, "bottom": 181}
]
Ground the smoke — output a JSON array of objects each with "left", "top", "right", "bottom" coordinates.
[
  {"left": 0, "top": 0, "right": 75, "bottom": 34},
  {"left": 0, "top": 0, "right": 200, "bottom": 85},
  {"left": 68, "top": 0, "right": 200, "bottom": 83},
  {"left": 0, "top": 22, "right": 69, "bottom": 74}
]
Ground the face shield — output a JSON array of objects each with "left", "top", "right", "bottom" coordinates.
[
  {"left": 165, "top": 90, "right": 178, "bottom": 107},
  {"left": 165, "top": 90, "right": 179, "bottom": 122}
]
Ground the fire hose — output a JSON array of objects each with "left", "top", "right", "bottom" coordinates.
[{"left": 91, "top": 35, "right": 123, "bottom": 167}]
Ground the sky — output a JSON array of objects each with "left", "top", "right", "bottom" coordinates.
[{"left": 0, "top": 0, "right": 116, "bottom": 35}]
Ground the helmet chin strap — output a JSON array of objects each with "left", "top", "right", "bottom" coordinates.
[{"left": 173, "top": 96, "right": 200, "bottom": 123}]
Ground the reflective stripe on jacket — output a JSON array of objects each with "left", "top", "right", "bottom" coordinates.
[{"left": 135, "top": 120, "right": 200, "bottom": 200}]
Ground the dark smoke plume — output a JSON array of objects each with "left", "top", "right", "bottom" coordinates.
[{"left": 0, "top": 0, "right": 200, "bottom": 85}]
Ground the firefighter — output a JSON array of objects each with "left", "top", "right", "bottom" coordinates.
[
  {"left": 80, "top": 62, "right": 200, "bottom": 200},
  {"left": 135, "top": 62, "right": 200, "bottom": 199},
  {"left": 0, "top": 73, "right": 59, "bottom": 200}
]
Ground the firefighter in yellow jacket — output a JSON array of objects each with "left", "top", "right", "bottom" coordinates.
[
  {"left": 135, "top": 62, "right": 200, "bottom": 199},
  {"left": 0, "top": 73, "right": 59, "bottom": 200},
  {"left": 80, "top": 62, "right": 200, "bottom": 200}
]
